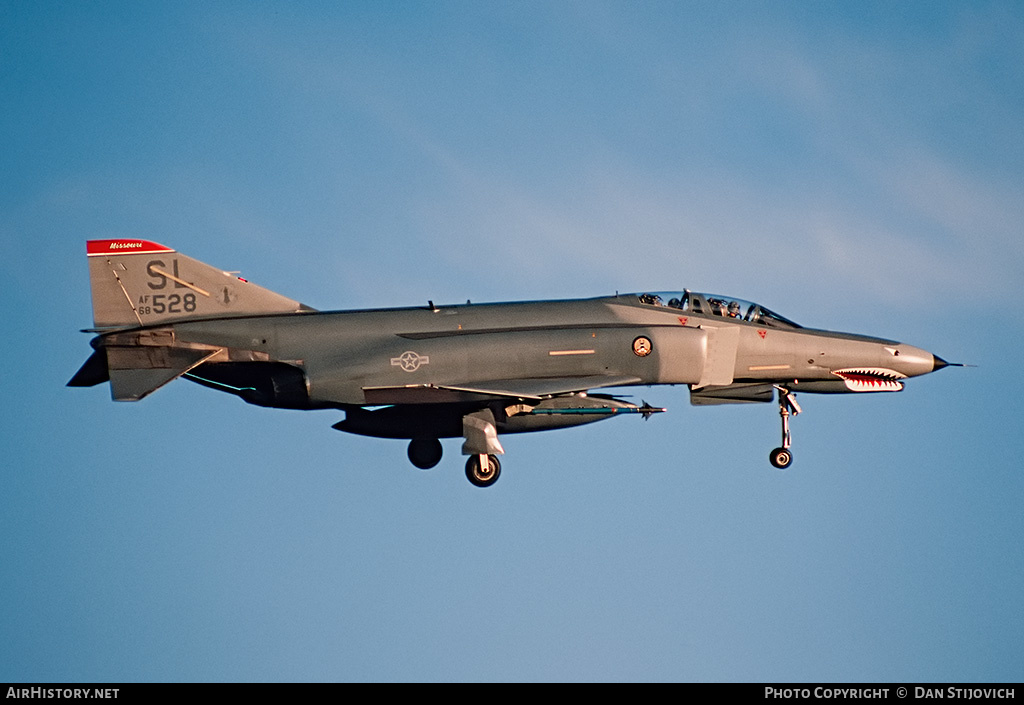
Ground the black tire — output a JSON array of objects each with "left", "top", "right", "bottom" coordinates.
[
  {"left": 408, "top": 439, "right": 443, "bottom": 470},
  {"left": 465, "top": 454, "right": 501, "bottom": 487},
  {"left": 769, "top": 447, "right": 793, "bottom": 469}
]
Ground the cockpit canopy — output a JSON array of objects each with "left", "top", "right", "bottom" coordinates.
[{"left": 635, "top": 290, "right": 801, "bottom": 329}]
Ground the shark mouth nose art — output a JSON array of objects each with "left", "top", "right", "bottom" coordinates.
[{"left": 831, "top": 368, "right": 907, "bottom": 392}]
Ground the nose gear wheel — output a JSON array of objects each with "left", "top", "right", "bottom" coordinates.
[{"left": 769, "top": 386, "right": 800, "bottom": 469}]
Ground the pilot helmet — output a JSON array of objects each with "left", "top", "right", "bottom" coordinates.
[{"left": 728, "top": 301, "right": 740, "bottom": 315}]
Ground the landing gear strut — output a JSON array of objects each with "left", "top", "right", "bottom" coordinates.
[
  {"left": 461, "top": 408, "right": 505, "bottom": 487},
  {"left": 770, "top": 386, "right": 801, "bottom": 469},
  {"left": 466, "top": 454, "right": 501, "bottom": 487}
]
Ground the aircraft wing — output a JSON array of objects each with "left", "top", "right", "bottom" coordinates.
[{"left": 362, "top": 374, "right": 642, "bottom": 405}]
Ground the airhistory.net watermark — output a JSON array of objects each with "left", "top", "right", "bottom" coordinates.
[{"left": 6, "top": 689, "right": 118, "bottom": 699}]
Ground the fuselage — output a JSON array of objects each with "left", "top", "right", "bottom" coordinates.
[{"left": 143, "top": 293, "right": 941, "bottom": 408}]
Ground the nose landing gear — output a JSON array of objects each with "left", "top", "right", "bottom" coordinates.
[{"left": 769, "top": 386, "right": 801, "bottom": 469}]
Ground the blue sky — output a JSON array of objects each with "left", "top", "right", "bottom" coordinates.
[{"left": 2, "top": 0, "right": 1022, "bottom": 682}]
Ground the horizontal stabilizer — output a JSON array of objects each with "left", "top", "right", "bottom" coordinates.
[
  {"left": 107, "top": 347, "right": 220, "bottom": 401},
  {"left": 67, "top": 350, "right": 110, "bottom": 387}
]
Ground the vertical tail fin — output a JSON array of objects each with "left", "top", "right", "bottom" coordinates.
[{"left": 86, "top": 239, "right": 312, "bottom": 329}]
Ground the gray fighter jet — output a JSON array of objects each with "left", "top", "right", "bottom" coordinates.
[{"left": 69, "top": 240, "right": 957, "bottom": 486}]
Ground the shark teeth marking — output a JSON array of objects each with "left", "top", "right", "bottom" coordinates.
[{"left": 831, "top": 367, "right": 906, "bottom": 392}]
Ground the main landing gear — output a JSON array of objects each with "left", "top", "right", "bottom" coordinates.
[
  {"left": 769, "top": 386, "right": 801, "bottom": 469},
  {"left": 404, "top": 408, "right": 507, "bottom": 487},
  {"left": 406, "top": 440, "right": 503, "bottom": 487}
]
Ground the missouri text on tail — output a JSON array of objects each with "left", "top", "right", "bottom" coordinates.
[{"left": 70, "top": 240, "right": 958, "bottom": 486}]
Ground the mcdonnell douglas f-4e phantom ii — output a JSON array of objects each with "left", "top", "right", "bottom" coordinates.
[{"left": 70, "top": 240, "right": 958, "bottom": 486}]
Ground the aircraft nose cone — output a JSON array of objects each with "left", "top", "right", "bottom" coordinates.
[
  {"left": 932, "top": 355, "right": 949, "bottom": 372},
  {"left": 884, "top": 344, "right": 937, "bottom": 377}
]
